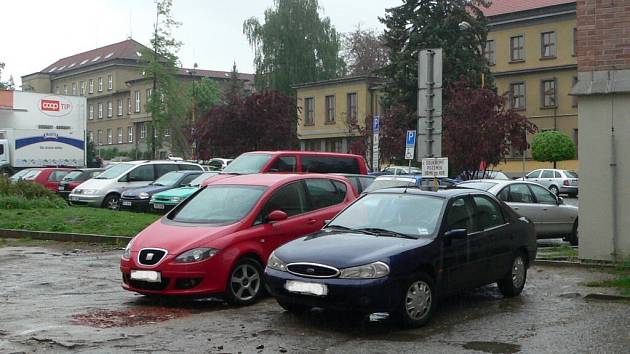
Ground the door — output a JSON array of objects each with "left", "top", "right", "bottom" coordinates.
[
  {"left": 503, "top": 183, "right": 548, "bottom": 235},
  {"left": 529, "top": 183, "right": 574, "bottom": 235},
  {"left": 442, "top": 196, "right": 479, "bottom": 292},
  {"left": 122, "top": 164, "right": 155, "bottom": 191},
  {"left": 303, "top": 178, "right": 349, "bottom": 227},
  {"left": 45, "top": 170, "right": 69, "bottom": 191},
  {"left": 471, "top": 195, "right": 511, "bottom": 283},
  {"left": 525, "top": 169, "right": 541, "bottom": 183},
  {"left": 538, "top": 170, "right": 555, "bottom": 189}
]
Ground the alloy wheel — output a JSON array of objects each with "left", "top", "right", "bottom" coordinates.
[
  {"left": 511, "top": 256, "right": 526, "bottom": 289},
  {"left": 405, "top": 281, "right": 432, "bottom": 320},
  {"left": 550, "top": 185, "right": 559, "bottom": 196},
  {"left": 230, "top": 263, "right": 261, "bottom": 302}
]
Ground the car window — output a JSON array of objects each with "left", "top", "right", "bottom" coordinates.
[
  {"left": 223, "top": 153, "right": 272, "bottom": 174},
  {"left": 358, "top": 177, "right": 375, "bottom": 191},
  {"left": 156, "top": 164, "right": 178, "bottom": 177},
  {"left": 180, "top": 173, "right": 200, "bottom": 186},
  {"left": 301, "top": 156, "right": 360, "bottom": 174},
  {"left": 541, "top": 170, "right": 554, "bottom": 178},
  {"left": 383, "top": 167, "right": 395, "bottom": 174},
  {"left": 304, "top": 179, "right": 346, "bottom": 210},
  {"left": 48, "top": 170, "right": 68, "bottom": 182},
  {"left": 508, "top": 183, "right": 534, "bottom": 203},
  {"left": 472, "top": 196, "right": 505, "bottom": 231},
  {"left": 554, "top": 171, "right": 562, "bottom": 178},
  {"left": 128, "top": 165, "right": 155, "bottom": 182},
  {"left": 62, "top": 171, "right": 83, "bottom": 181},
  {"left": 529, "top": 184, "right": 557, "bottom": 205},
  {"left": 526, "top": 170, "right": 541, "bottom": 179},
  {"left": 497, "top": 187, "right": 509, "bottom": 202},
  {"left": 91, "top": 170, "right": 102, "bottom": 178},
  {"left": 268, "top": 156, "right": 297, "bottom": 172},
  {"left": 208, "top": 160, "right": 224, "bottom": 170},
  {"left": 446, "top": 197, "right": 476, "bottom": 231},
  {"left": 259, "top": 181, "right": 308, "bottom": 220},
  {"left": 565, "top": 171, "right": 578, "bottom": 178},
  {"left": 458, "top": 181, "right": 498, "bottom": 191}
]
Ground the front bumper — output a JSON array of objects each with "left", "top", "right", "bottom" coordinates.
[
  {"left": 120, "top": 198, "right": 151, "bottom": 212},
  {"left": 68, "top": 194, "right": 105, "bottom": 207},
  {"left": 264, "top": 268, "right": 401, "bottom": 313}
]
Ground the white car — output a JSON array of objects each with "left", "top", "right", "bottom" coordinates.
[
  {"left": 523, "top": 169, "right": 579, "bottom": 197},
  {"left": 69, "top": 160, "right": 203, "bottom": 209}
]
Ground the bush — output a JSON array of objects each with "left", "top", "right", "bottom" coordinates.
[
  {"left": 0, "top": 176, "right": 68, "bottom": 209},
  {"left": 531, "top": 131, "right": 576, "bottom": 163}
]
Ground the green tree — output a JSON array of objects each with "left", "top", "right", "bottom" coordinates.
[
  {"left": 0, "top": 62, "right": 15, "bottom": 90},
  {"left": 194, "top": 77, "right": 221, "bottom": 117},
  {"left": 224, "top": 63, "right": 245, "bottom": 101},
  {"left": 531, "top": 131, "right": 576, "bottom": 168},
  {"left": 380, "top": 0, "right": 491, "bottom": 110},
  {"left": 243, "top": 0, "right": 346, "bottom": 95}
]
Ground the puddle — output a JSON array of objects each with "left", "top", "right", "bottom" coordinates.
[
  {"left": 70, "top": 307, "right": 191, "bottom": 328},
  {"left": 463, "top": 341, "right": 521, "bottom": 353}
]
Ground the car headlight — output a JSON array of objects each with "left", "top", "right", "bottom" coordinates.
[
  {"left": 170, "top": 196, "right": 182, "bottom": 202},
  {"left": 267, "top": 252, "right": 287, "bottom": 272},
  {"left": 81, "top": 189, "right": 99, "bottom": 195},
  {"left": 339, "top": 261, "right": 390, "bottom": 279},
  {"left": 122, "top": 238, "right": 134, "bottom": 260},
  {"left": 174, "top": 248, "right": 218, "bottom": 263},
  {"left": 138, "top": 192, "right": 150, "bottom": 199}
]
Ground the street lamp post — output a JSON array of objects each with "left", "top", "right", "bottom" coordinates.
[{"left": 187, "top": 63, "right": 198, "bottom": 160}]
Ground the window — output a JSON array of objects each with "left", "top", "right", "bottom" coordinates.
[
  {"left": 128, "top": 165, "right": 155, "bottom": 182},
  {"left": 107, "top": 101, "right": 113, "bottom": 117},
  {"left": 540, "top": 170, "right": 554, "bottom": 179},
  {"left": 509, "top": 82, "right": 526, "bottom": 109},
  {"left": 347, "top": 93, "right": 357, "bottom": 123},
  {"left": 541, "top": 31, "right": 556, "bottom": 58},
  {"left": 446, "top": 197, "right": 476, "bottom": 231},
  {"left": 526, "top": 170, "right": 541, "bottom": 179},
  {"left": 88, "top": 131, "right": 94, "bottom": 144},
  {"left": 72, "top": 82, "right": 77, "bottom": 95},
  {"left": 541, "top": 79, "right": 557, "bottom": 108},
  {"left": 572, "top": 76, "right": 578, "bottom": 107},
  {"left": 97, "top": 129, "right": 103, "bottom": 145},
  {"left": 268, "top": 156, "right": 297, "bottom": 172},
  {"left": 485, "top": 40, "right": 496, "bottom": 65},
  {"left": 55, "top": 86, "right": 60, "bottom": 94},
  {"left": 89, "top": 79, "right": 94, "bottom": 94},
  {"left": 108, "top": 75, "right": 113, "bottom": 90},
  {"left": 128, "top": 126, "right": 134, "bottom": 143},
  {"left": 506, "top": 184, "right": 534, "bottom": 203},
  {"left": 48, "top": 171, "right": 69, "bottom": 182},
  {"left": 134, "top": 91, "right": 140, "bottom": 112},
  {"left": 88, "top": 105, "right": 94, "bottom": 120},
  {"left": 573, "top": 27, "right": 577, "bottom": 56},
  {"left": 472, "top": 196, "right": 504, "bottom": 230},
  {"left": 127, "top": 97, "right": 132, "bottom": 115},
  {"left": 79, "top": 81, "right": 85, "bottom": 95},
  {"left": 98, "top": 77, "right": 103, "bottom": 92},
  {"left": 301, "top": 156, "right": 361, "bottom": 174},
  {"left": 510, "top": 35, "right": 525, "bottom": 61},
  {"left": 146, "top": 88, "right": 153, "bottom": 102},
  {"left": 325, "top": 95, "right": 335, "bottom": 123},
  {"left": 304, "top": 179, "right": 346, "bottom": 210},
  {"left": 554, "top": 171, "right": 562, "bottom": 178},
  {"left": 63, "top": 85, "right": 67, "bottom": 95},
  {"left": 260, "top": 182, "right": 308, "bottom": 219},
  {"left": 117, "top": 127, "right": 123, "bottom": 144},
  {"left": 98, "top": 103, "right": 103, "bottom": 119},
  {"left": 156, "top": 164, "right": 178, "bottom": 178},
  {"left": 117, "top": 99, "right": 123, "bottom": 116},
  {"left": 304, "top": 97, "right": 314, "bottom": 125},
  {"left": 107, "top": 128, "right": 113, "bottom": 145},
  {"left": 140, "top": 123, "right": 146, "bottom": 139},
  {"left": 529, "top": 184, "right": 557, "bottom": 204}
]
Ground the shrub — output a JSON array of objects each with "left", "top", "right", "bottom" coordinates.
[
  {"left": 531, "top": 131, "right": 576, "bottom": 164},
  {"left": 0, "top": 176, "right": 68, "bottom": 209}
]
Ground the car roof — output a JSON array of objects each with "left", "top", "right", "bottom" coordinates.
[
  {"left": 123, "top": 160, "right": 200, "bottom": 165},
  {"left": 206, "top": 173, "right": 349, "bottom": 188},
  {"left": 242, "top": 151, "right": 363, "bottom": 158},
  {"left": 369, "top": 186, "right": 491, "bottom": 198}
]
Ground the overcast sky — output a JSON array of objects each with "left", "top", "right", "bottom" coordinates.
[{"left": 2, "top": 0, "right": 401, "bottom": 88}]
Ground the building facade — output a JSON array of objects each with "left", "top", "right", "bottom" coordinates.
[
  {"left": 22, "top": 39, "right": 253, "bottom": 159},
  {"left": 294, "top": 76, "right": 384, "bottom": 154},
  {"left": 484, "top": 0, "right": 579, "bottom": 175}
]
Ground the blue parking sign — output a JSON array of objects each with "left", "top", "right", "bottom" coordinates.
[
  {"left": 373, "top": 116, "right": 380, "bottom": 134},
  {"left": 406, "top": 130, "right": 416, "bottom": 147}
]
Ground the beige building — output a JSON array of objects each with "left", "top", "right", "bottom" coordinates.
[
  {"left": 22, "top": 39, "right": 253, "bottom": 159},
  {"left": 294, "top": 76, "right": 385, "bottom": 154}
]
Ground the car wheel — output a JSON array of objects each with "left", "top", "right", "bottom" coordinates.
[
  {"left": 225, "top": 257, "right": 263, "bottom": 306},
  {"left": 102, "top": 194, "right": 120, "bottom": 210},
  {"left": 276, "top": 299, "right": 311, "bottom": 314},
  {"left": 569, "top": 220, "right": 579, "bottom": 246},
  {"left": 549, "top": 185, "right": 559, "bottom": 196},
  {"left": 393, "top": 273, "right": 436, "bottom": 328},
  {"left": 498, "top": 252, "right": 527, "bottom": 297}
]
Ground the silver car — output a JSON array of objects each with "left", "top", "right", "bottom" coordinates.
[
  {"left": 458, "top": 180, "right": 579, "bottom": 245},
  {"left": 524, "top": 169, "right": 579, "bottom": 197}
]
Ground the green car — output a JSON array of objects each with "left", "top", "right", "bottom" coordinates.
[{"left": 149, "top": 172, "right": 218, "bottom": 213}]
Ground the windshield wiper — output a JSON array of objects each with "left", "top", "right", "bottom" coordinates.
[
  {"left": 353, "top": 228, "right": 416, "bottom": 239},
  {"left": 325, "top": 224, "right": 351, "bottom": 231}
]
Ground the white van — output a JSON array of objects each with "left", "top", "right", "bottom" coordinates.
[{"left": 69, "top": 160, "right": 203, "bottom": 209}]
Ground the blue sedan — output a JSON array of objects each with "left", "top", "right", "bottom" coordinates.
[{"left": 265, "top": 188, "right": 536, "bottom": 327}]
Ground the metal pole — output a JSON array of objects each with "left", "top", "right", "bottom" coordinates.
[
  {"left": 610, "top": 93, "right": 619, "bottom": 261},
  {"left": 426, "top": 50, "right": 435, "bottom": 158}
]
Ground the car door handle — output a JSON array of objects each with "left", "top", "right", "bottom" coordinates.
[{"left": 306, "top": 218, "right": 317, "bottom": 225}]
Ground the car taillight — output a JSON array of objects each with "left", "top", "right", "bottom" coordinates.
[{"left": 563, "top": 180, "right": 569, "bottom": 186}]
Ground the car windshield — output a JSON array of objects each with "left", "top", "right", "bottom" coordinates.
[
  {"left": 170, "top": 185, "right": 266, "bottom": 224},
  {"left": 62, "top": 171, "right": 84, "bottom": 181},
  {"left": 94, "top": 163, "right": 134, "bottom": 179},
  {"left": 328, "top": 193, "right": 445, "bottom": 238},
  {"left": 22, "top": 169, "right": 42, "bottom": 180},
  {"left": 188, "top": 172, "right": 217, "bottom": 186},
  {"left": 222, "top": 153, "right": 272, "bottom": 174},
  {"left": 363, "top": 178, "right": 416, "bottom": 193},
  {"left": 565, "top": 171, "right": 578, "bottom": 178},
  {"left": 458, "top": 181, "right": 497, "bottom": 191},
  {"left": 9, "top": 169, "right": 32, "bottom": 181},
  {"left": 152, "top": 171, "right": 183, "bottom": 186}
]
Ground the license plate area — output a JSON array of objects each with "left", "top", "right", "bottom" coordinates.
[
  {"left": 122, "top": 201, "right": 132, "bottom": 206},
  {"left": 130, "top": 270, "right": 161, "bottom": 283},
  {"left": 285, "top": 280, "right": 328, "bottom": 296},
  {"left": 153, "top": 203, "right": 165, "bottom": 209}
]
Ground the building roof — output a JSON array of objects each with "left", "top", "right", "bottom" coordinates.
[
  {"left": 292, "top": 75, "right": 384, "bottom": 89},
  {"left": 482, "top": 0, "right": 575, "bottom": 17},
  {"left": 176, "top": 68, "right": 254, "bottom": 82}
]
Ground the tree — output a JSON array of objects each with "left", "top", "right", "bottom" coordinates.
[
  {"left": 224, "top": 63, "right": 245, "bottom": 101},
  {"left": 380, "top": 0, "right": 491, "bottom": 110},
  {"left": 0, "top": 62, "right": 15, "bottom": 90},
  {"left": 194, "top": 77, "right": 221, "bottom": 116},
  {"left": 531, "top": 131, "right": 576, "bottom": 168},
  {"left": 243, "top": 0, "right": 346, "bottom": 95},
  {"left": 443, "top": 79, "right": 537, "bottom": 179},
  {"left": 342, "top": 25, "right": 389, "bottom": 76}
]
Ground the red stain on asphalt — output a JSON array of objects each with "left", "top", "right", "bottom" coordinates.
[{"left": 70, "top": 307, "right": 191, "bottom": 328}]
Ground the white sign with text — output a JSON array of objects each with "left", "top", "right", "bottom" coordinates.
[{"left": 422, "top": 157, "right": 448, "bottom": 177}]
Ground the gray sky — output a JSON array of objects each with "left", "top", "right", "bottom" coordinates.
[{"left": 3, "top": 0, "right": 401, "bottom": 88}]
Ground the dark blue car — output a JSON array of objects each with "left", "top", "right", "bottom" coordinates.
[
  {"left": 265, "top": 188, "right": 536, "bottom": 327},
  {"left": 119, "top": 170, "right": 203, "bottom": 212}
]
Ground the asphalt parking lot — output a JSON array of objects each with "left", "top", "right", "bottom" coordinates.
[{"left": 1, "top": 237, "right": 628, "bottom": 354}]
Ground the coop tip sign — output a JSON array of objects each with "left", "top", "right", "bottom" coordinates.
[{"left": 422, "top": 157, "right": 448, "bottom": 178}]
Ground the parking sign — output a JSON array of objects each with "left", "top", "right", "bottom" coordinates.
[{"left": 405, "top": 130, "right": 416, "bottom": 160}]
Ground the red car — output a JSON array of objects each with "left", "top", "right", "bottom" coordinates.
[
  {"left": 120, "top": 173, "right": 357, "bottom": 304},
  {"left": 22, "top": 168, "right": 72, "bottom": 192}
]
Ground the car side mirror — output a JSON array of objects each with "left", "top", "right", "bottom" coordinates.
[
  {"left": 444, "top": 229, "right": 467, "bottom": 239},
  {"left": 557, "top": 197, "right": 564, "bottom": 205},
  {"left": 266, "top": 210, "right": 288, "bottom": 223},
  {"left": 118, "top": 174, "right": 129, "bottom": 182}
]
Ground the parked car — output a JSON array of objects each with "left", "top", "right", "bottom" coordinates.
[
  {"left": 69, "top": 160, "right": 203, "bottom": 209},
  {"left": 220, "top": 151, "right": 369, "bottom": 175},
  {"left": 334, "top": 174, "right": 376, "bottom": 194},
  {"left": 119, "top": 170, "right": 204, "bottom": 212},
  {"left": 372, "top": 165, "right": 423, "bottom": 176},
  {"left": 8, "top": 168, "right": 37, "bottom": 182},
  {"left": 120, "top": 173, "right": 357, "bottom": 303},
  {"left": 149, "top": 172, "right": 218, "bottom": 213},
  {"left": 457, "top": 179, "right": 579, "bottom": 245},
  {"left": 264, "top": 187, "right": 536, "bottom": 327},
  {"left": 523, "top": 169, "right": 579, "bottom": 197},
  {"left": 57, "top": 168, "right": 105, "bottom": 200},
  {"left": 20, "top": 168, "right": 72, "bottom": 192},
  {"left": 463, "top": 170, "right": 510, "bottom": 180},
  {"left": 206, "top": 158, "right": 233, "bottom": 171},
  {"left": 363, "top": 175, "right": 461, "bottom": 193}
]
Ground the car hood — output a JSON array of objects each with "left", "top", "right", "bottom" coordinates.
[
  {"left": 123, "top": 185, "right": 173, "bottom": 197},
  {"left": 153, "top": 186, "right": 198, "bottom": 198},
  {"left": 73, "top": 178, "right": 114, "bottom": 192},
  {"left": 274, "top": 230, "right": 432, "bottom": 268}
]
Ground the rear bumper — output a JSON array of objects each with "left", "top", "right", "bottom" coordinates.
[{"left": 559, "top": 186, "right": 578, "bottom": 194}]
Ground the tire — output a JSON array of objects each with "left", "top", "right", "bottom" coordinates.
[
  {"left": 549, "top": 185, "right": 559, "bottom": 196},
  {"left": 392, "top": 272, "right": 436, "bottom": 328},
  {"left": 225, "top": 257, "right": 264, "bottom": 306},
  {"left": 498, "top": 252, "right": 528, "bottom": 297},
  {"left": 569, "top": 220, "right": 579, "bottom": 246},
  {"left": 102, "top": 194, "right": 121, "bottom": 210},
  {"left": 276, "top": 299, "right": 311, "bottom": 314}
]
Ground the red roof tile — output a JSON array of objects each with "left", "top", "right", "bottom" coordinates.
[{"left": 482, "top": 0, "right": 575, "bottom": 17}]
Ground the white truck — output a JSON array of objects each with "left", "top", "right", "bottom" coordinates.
[{"left": 0, "top": 90, "right": 86, "bottom": 175}]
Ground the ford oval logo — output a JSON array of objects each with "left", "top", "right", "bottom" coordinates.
[{"left": 306, "top": 268, "right": 315, "bottom": 274}]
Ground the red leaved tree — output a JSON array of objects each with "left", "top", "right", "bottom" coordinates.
[{"left": 443, "top": 79, "right": 537, "bottom": 179}]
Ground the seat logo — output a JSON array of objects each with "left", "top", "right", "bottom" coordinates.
[{"left": 146, "top": 253, "right": 154, "bottom": 261}]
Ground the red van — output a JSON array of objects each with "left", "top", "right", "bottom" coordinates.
[{"left": 219, "top": 151, "right": 369, "bottom": 175}]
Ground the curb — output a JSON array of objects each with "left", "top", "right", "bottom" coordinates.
[
  {"left": 0, "top": 228, "right": 131, "bottom": 245},
  {"left": 584, "top": 293, "right": 630, "bottom": 301},
  {"left": 534, "top": 259, "right": 618, "bottom": 269}
]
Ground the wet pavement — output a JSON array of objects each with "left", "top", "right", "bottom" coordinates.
[{"left": 0, "top": 241, "right": 628, "bottom": 354}]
